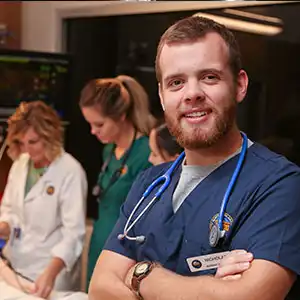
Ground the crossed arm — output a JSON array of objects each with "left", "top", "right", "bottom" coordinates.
[{"left": 89, "top": 250, "right": 295, "bottom": 300}]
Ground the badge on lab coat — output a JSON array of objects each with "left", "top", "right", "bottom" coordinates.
[
  {"left": 46, "top": 185, "right": 55, "bottom": 195},
  {"left": 13, "top": 227, "right": 21, "bottom": 239}
]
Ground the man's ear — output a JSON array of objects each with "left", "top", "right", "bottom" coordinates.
[
  {"left": 158, "top": 83, "right": 165, "bottom": 111},
  {"left": 236, "top": 70, "right": 249, "bottom": 104}
]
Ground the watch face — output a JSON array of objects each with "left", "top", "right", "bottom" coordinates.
[{"left": 135, "top": 263, "right": 149, "bottom": 275}]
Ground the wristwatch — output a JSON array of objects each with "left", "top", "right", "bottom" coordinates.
[{"left": 131, "top": 261, "right": 155, "bottom": 300}]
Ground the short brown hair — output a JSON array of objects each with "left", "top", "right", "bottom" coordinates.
[
  {"left": 79, "top": 75, "right": 156, "bottom": 135},
  {"left": 7, "top": 101, "right": 64, "bottom": 160},
  {"left": 155, "top": 16, "right": 242, "bottom": 83}
]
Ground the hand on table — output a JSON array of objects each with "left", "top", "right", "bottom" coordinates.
[{"left": 34, "top": 269, "right": 56, "bottom": 299}]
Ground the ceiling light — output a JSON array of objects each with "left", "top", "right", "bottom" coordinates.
[
  {"left": 193, "top": 12, "right": 282, "bottom": 36},
  {"left": 223, "top": 8, "right": 283, "bottom": 24}
]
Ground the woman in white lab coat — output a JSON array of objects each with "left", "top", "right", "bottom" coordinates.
[{"left": 0, "top": 101, "right": 88, "bottom": 299}]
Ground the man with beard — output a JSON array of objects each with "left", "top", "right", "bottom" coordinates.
[{"left": 88, "top": 16, "right": 300, "bottom": 300}]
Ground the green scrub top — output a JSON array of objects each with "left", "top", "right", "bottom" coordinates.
[
  {"left": 25, "top": 160, "right": 47, "bottom": 197},
  {"left": 87, "top": 136, "right": 152, "bottom": 287}
]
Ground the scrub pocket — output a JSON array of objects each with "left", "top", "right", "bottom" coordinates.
[{"left": 136, "top": 221, "right": 185, "bottom": 269}]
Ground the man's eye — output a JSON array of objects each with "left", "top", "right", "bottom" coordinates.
[
  {"left": 203, "top": 74, "right": 219, "bottom": 81},
  {"left": 171, "top": 80, "right": 182, "bottom": 86}
]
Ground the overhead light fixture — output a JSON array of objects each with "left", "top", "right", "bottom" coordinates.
[
  {"left": 223, "top": 8, "right": 283, "bottom": 25},
  {"left": 193, "top": 12, "right": 283, "bottom": 36}
]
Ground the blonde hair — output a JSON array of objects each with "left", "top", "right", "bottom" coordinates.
[
  {"left": 79, "top": 75, "right": 156, "bottom": 135},
  {"left": 6, "top": 101, "right": 64, "bottom": 161}
]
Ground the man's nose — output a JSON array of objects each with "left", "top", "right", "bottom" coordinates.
[{"left": 184, "top": 80, "right": 205, "bottom": 104}]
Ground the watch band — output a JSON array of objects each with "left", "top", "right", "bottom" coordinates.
[{"left": 131, "top": 261, "right": 155, "bottom": 300}]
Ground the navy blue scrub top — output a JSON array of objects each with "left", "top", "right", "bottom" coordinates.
[{"left": 104, "top": 143, "right": 300, "bottom": 299}]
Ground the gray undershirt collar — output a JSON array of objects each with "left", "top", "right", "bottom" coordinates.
[{"left": 172, "top": 139, "right": 253, "bottom": 213}]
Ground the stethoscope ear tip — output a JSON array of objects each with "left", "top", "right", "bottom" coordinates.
[
  {"left": 136, "top": 236, "right": 146, "bottom": 243},
  {"left": 117, "top": 233, "right": 145, "bottom": 243},
  {"left": 117, "top": 234, "right": 125, "bottom": 240}
]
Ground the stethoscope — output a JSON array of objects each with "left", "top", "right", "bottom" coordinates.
[
  {"left": 92, "top": 130, "right": 137, "bottom": 199},
  {"left": 118, "top": 132, "right": 248, "bottom": 248}
]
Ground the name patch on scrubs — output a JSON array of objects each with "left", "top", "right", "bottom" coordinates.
[{"left": 186, "top": 251, "right": 229, "bottom": 272}]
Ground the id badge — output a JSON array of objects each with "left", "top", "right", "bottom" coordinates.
[
  {"left": 13, "top": 227, "right": 21, "bottom": 240},
  {"left": 15, "top": 227, "right": 21, "bottom": 238},
  {"left": 10, "top": 227, "right": 21, "bottom": 246},
  {"left": 186, "top": 251, "right": 229, "bottom": 272}
]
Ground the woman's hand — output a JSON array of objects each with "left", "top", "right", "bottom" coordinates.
[
  {"left": 34, "top": 257, "right": 65, "bottom": 299},
  {"left": 34, "top": 269, "right": 56, "bottom": 299},
  {"left": 0, "top": 222, "right": 10, "bottom": 239},
  {"left": 215, "top": 250, "right": 253, "bottom": 280}
]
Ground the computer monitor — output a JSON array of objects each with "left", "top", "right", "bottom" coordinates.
[{"left": 0, "top": 49, "right": 71, "bottom": 121}]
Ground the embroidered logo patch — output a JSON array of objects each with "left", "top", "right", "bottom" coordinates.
[
  {"left": 209, "top": 212, "right": 233, "bottom": 232},
  {"left": 46, "top": 185, "right": 55, "bottom": 195}
]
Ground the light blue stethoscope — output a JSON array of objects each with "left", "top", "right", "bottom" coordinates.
[{"left": 118, "top": 132, "right": 248, "bottom": 248}]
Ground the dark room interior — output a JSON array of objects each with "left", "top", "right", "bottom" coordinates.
[{"left": 63, "top": 2, "right": 300, "bottom": 217}]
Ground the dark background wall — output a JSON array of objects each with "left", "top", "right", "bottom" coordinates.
[
  {"left": 0, "top": 2, "right": 22, "bottom": 199},
  {"left": 64, "top": 3, "right": 300, "bottom": 218}
]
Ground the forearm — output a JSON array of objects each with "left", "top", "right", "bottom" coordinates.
[
  {"left": 51, "top": 228, "right": 85, "bottom": 271},
  {"left": 140, "top": 267, "right": 229, "bottom": 300},
  {"left": 139, "top": 258, "right": 295, "bottom": 300},
  {"left": 89, "top": 273, "right": 136, "bottom": 300},
  {"left": 44, "top": 257, "right": 65, "bottom": 279}
]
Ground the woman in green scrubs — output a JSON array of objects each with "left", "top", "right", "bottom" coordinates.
[{"left": 79, "top": 75, "right": 156, "bottom": 288}]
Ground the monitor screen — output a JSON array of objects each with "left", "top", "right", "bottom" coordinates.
[{"left": 0, "top": 49, "right": 71, "bottom": 120}]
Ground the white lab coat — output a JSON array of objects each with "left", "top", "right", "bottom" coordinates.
[{"left": 0, "top": 151, "right": 88, "bottom": 291}]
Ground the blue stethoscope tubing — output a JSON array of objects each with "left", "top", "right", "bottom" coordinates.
[
  {"left": 209, "top": 131, "right": 247, "bottom": 247},
  {"left": 118, "top": 132, "right": 248, "bottom": 247},
  {"left": 118, "top": 151, "right": 185, "bottom": 243}
]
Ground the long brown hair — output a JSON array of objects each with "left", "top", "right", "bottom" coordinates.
[
  {"left": 6, "top": 101, "right": 64, "bottom": 161},
  {"left": 79, "top": 75, "right": 156, "bottom": 135}
]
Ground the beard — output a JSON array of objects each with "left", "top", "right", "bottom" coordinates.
[{"left": 165, "top": 101, "right": 237, "bottom": 150}]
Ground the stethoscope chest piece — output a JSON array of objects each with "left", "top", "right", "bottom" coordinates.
[
  {"left": 92, "top": 185, "right": 101, "bottom": 197},
  {"left": 209, "top": 222, "right": 223, "bottom": 248}
]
